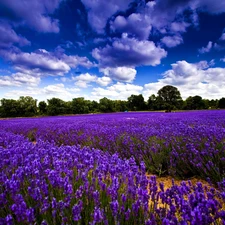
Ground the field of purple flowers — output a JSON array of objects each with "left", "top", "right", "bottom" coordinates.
[{"left": 0, "top": 110, "right": 225, "bottom": 224}]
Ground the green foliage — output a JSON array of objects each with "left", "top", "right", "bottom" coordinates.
[
  {"left": 0, "top": 86, "right": 224, "bottom": 118},
  {"left": 218, "top": 97, "right": 225, "bottom": 109},
  {"left": 72, "top": 97, "right": 90, "bottom": 114},
  {"left": 18, "top": 96, "right": 38, "bottom": 116},
  {"left": 99, "top": 97, "right": 115, "bottom": 113},
  {"left": 113, "top": 100, "right": 128, "bottom": 112},
  {"left": 38, "top": 101, "right": 47, "bottom": 115},
  {"left": 185, "top": 95, "right": 206, "bottom": 110},
  {"left": 47, "top": 98, "right": 67, "bottom": 116},
  {"left": 0, "top": 98, "right": 19, "bottom": 117},
  {"left": 0, "top": 96, "right": 37, "bottom": 117},
  {"left": 127, "top": 94, "right": 146, "bottom": 111},
  {"left": 157, "top": 85, "right": 183, "bottom": 110}
]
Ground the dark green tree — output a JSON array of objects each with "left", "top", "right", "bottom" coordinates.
[
  {"left": 185, "top": 96, "right": 206, "bottom": 110},
  {"left": 218, "top": 97, "right": 225, "bottom": 109},
  {"left": 71, "top": 97, "right": 90, "bottom": 114},
  {"left": 47, "top": 98, "right": 67, "bottom": 116},
  {"left": 113, "top": 100, "right": 128, "bottom": 112},
  {"left": 99, "top": 97, "right": 114, "bottom": 113},
  {"left": 127, "top": 94, "right": 146, "bottom": 111},
  {"left": 0, "top": 98, "right": 19, "bottom": 117},
  {"left": 89, "top": 100, "right": 99, "bottom": 113},
  {"left": 17, "top": 96, "right": 38, "bottom": 117},
  {"left": 38, "top": 101, "right": 47, "bottom": 115},
  {"left": 157, "top": 85, "right": 183, "bottom": 110},
  {"left": 147, "top": 94, "right": 157, "bottom": 110}
]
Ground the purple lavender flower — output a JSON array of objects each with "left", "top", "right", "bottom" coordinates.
[
  {"left": 110, "top": 200, "right": 119, "bottom": 217},
  {"left": 72, "top": 200, "right": 83, "bottom": 221},
  {"left": 92, "top": 207, "right": 104, "bottom": 223}
]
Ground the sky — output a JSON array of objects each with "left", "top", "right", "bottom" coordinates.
[{"left": 0, "top": 0, "right": 225, "bottom": 102}]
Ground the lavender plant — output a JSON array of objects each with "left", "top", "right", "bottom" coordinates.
[
  {"left": 1, "top": 110, "right": 224, "bottom": 183},
  {"left": 0, "top": 131, "right": 225, "bottom": 224}
]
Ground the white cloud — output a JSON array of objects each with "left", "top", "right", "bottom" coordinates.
[
  {"left": 170, "top": 22, "right": 190, "bottom": 33},
  {"left": 73, "top": 73, "right": 97, "bottom": 82},
  {"left": 96, "top": 77, "right": 112, "bottom": 86},
  {"left": 0, "top": 48, "right": 94, "bottom": 76},
  {"left": 198, "top": 41, "right": 213, "bottom": 54},
  {"left": 161, "top": 35, "right": 183, "bottom": 48},
  {"left": 110, "top": 13, "right": 152, "bottom": 40},
  {"left": 80, "top": 0, "right": 133, "bottom": 33},
  {"left": 0, "top": 22, "right": 30, "bottom": 48},
  {"left": 220, "top": 57, "right": 225, "bottom": 62},
  {"left": 91, "top": 82, "right": 143, "bottom": 100},
  {"left": 100, "top": 67, "right": 137, "bottom": 82},
  {"left": 4, "top": 89, "right": 42, "bottom": 99},
  {"left": 44, "top": 83, "right": 70, "bottom": 95},
  {"left": 0, "top": 0, "right": 61, "bottom": 33},
  {"left": 73, "top": 73, "right": 97, "bottom": 88},
  {"left": 92, "top": 34, "right": 167, "bottom": 67},
  {"left": 143, "top": 60, "right": 225, "bottom": 100},
  {"left": 0, "top": 72, "right": 40, "bottom": 87},
  {"left": 4, "top": 84, "right": 81, "bottom": 101},
  {"left": 73, "top": 73, "right": 112, "bottom": 88},
  {"left": 74, "top": 80, "right": 89, "bottom": 88},
  {"left": 220, "top": 33, "right": 225, "bottom": 41}
]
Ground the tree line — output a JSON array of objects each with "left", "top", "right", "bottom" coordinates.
[{"left": 0, "top": 85, "right": 225, "bottom": 118}]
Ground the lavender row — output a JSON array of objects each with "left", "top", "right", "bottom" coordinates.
[
  {"left": 1, "top": 110, "right": 224, "bottom": 183},
  {"left": 0, "top": 132, "right": 225, "bottom": 224}
]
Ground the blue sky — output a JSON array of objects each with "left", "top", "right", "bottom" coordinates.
[{"left": 0, "top": 0, "right": 225, "bottom": 101}]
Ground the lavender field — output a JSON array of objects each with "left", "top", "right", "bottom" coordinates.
[{"left": 0, "top": 110, "right": 225, "bottom": 224}]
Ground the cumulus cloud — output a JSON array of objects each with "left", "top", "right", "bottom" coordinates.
[
  {"left": 100, "top": 67, "right": 137, "bottom": 82},
  {"left": 0, "top": 23, "right": 30, "bottom": 48},
  {"left": 73, "top": 73, "right": 112, "bottom": 88},
  {"left": 220, "top": 32, "right": 225, "bottom": 41},
  {"left": 0, "top": 48, "right": 94, "bottom": 76},
  {"left": 194, "top": 0, "right": 225, "bottom": 14},
  {"left": 198, "top": 41, "right": 213, "bottom": 54},
  {"left": 4, "top": 89, "right": 42, "bottom": 99},
  {"left": 110, "top": 13, "right": 152, "bottom": 40},
  {"left": 0, "top": 72, "right": 40, "bottom": 87},
  {"left": 81, "top": 0, "right": 133, "bottom": 33},
  {"left": 143, "top": 60, "right": 225, "bottom": 100},
  {"left": 0, "top": 0, "right": 61, "bottom": 33},
  {"left": 96, "top": 77, "right": 112, "bottom": 86},
  {"left": 92, "top": 34, "right": 167, "bottom": 67},
  {"left": 91, "top": 82, "right": 143, "bottom": 100},
  {"left": 43, "top": 83, "right": 77, "bottom": 95},
  {"left": 170, "top": 22, "right": 190, "bottom": 33},
  {"left": 0, "top": 47, "right": 94, "bottom": 90},
  {"left": 73, "top": 73, "right": 97, "bottom": 88},
  {"left": 109, "top": 0, "right": 225, "bottom": 41},
  {"left": 152, "top": 0, "right": 225, "bottom": 27},
  {"left": 81, "top": 0, "right": 225, "bottom": 45},
  {"left": 161, "top": 35, "right": 183, "bottom": 48},
  {"left": 220, "top": 57, "right": 225, "bottom": 62},
  {"left": 4, "top": 84, "right": 81, "bottom": 101}
]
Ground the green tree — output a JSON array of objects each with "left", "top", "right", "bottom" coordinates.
[
  {"left": 185, "top": 96, "right": 205, "bottom": 110},
  {"left": 127, "top": 94, "right": 146, "bottom": 111},
  {"left": 218, "top": 97, "right": 225, "bottom": 109},
  {"left": 89, "top": 100, "right": 99, "bottom": 113},
  {"left": 99, "top": 97, "right": 114, "bottom": 113},
  {"left": 38, "top": 101, "right": 47, "bottom": 115},
  {"left": 17, "top": 96, "right": 37, "bottom": 117},
  {"left": 0, "top": 98, "right": 19, "bottom": 117},
  {"left": 157, "top": 85, "right": 183, "bottom": 110},
  {"left": 47, "top": 98, "right": 67, "bottom": 116},
  {"left": 113, "top": 100, "right": 128, "bottom": 112},
  {"left": 71, "top": 97, "right": 90, "bottom": 114},
  {"left": 147, "top": 94, "right": 157, "bottom": 110}
]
